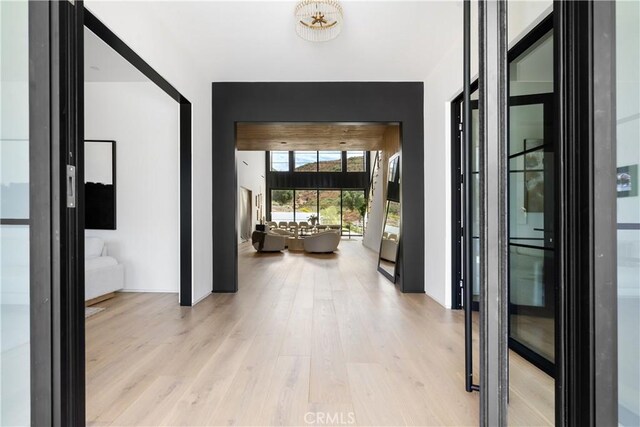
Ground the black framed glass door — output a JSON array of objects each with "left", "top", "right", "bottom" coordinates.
[
  {"left": 507, "top": 94, "right": 555, "bottom": 375},
  {"left": 465, "top": 94, "right": 556, "bottom": 375},
  {"left": 454, "top": 18, "right": 556, "bottom": 384}
]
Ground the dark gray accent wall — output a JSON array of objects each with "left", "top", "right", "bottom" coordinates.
[
  {"left": 267, "top": 171, "right": 369, "bottom": 190},
  {"left": 212, "top": 82, "right": 424, "bottom": 293}
]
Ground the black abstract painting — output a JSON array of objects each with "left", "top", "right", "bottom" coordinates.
[
  {"left": 85, "top": 182, "right": 115, "bottom": 229},
  {"left": 85, "top": 140, "right": 116, "bottom": 230}
]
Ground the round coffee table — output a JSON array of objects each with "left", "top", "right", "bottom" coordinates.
[{"left": 287, "top": 237, "right": 304, "bottom": 251}]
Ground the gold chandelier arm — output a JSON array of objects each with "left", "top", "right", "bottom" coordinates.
[{"left": 299, "top": 20, "right": 338, "bottom": 30}]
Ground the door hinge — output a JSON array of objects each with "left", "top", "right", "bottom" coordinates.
[{"left": 67, "top": 165, "right": 76, "bottom": 208}]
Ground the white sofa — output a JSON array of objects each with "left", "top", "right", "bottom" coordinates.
[
  {"left": 85, "top": 237, "right": 124, "bottom": 303},
  {"left": 269, "top": 228, "right": 295, "bottom": 237},
  {"left": 303, "top": 230, "right": 341, "bottom": 253}
]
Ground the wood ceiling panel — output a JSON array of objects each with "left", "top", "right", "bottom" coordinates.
[{"left": 236, "top": 122, "right": 397, "bottom": 151}]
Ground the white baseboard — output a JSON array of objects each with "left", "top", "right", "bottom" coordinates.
[{"left": 117, "top": 289, "right": 178, "bottom": 294}]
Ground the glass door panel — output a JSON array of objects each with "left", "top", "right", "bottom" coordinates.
[
  {"left": 471, "top": 107, "right": 480, "bottom": 304},
  {"left": 0, "top": 1, "right": 31, "bottom": 424},
  {"left": 616, "top": 0, "right": 639, "bottom": 423},
  {"left": 508, "top": 99, "right": 555, "bottom": 373},
  {"left": 506, "top": 26, "right": 556, "bottom": 425}
]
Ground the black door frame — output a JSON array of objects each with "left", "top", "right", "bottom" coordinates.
[
  {"left": 28, "top": 3, "right": 194, "bottom": 424},
  {"left": 452, "top": 14, "right": 554, "bottom": 311},
  {"left": 83, "top": 9, "right": 193, "bottom": 306},
  {"left": 453, "top": 16, "right": 555, "bottom": 390},
  {"left": 212, "top": 83, "right": 424, "bottom": 294},
  {"left": 28, "top": 1, "right": 85, "bottom": 424},
  {"left": 555, "top": 1, "right": 618, "bottom": 425}
]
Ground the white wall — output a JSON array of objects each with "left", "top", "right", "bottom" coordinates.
[
  {"left": 236, "top": 151, "right": 266, "bottom": 244},
  {"left": 85, "top": 1, "right": 213, "bottom": 304},
  {"left": 85, "top": 81, "right": 180, "bottom": 293},
  {"left": 424, "top": 0, "right": 553, "bottom": 308}
]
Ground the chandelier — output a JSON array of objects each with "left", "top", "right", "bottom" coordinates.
[{"left": 295, "top": 1, "right": 343, "bottom": 42}]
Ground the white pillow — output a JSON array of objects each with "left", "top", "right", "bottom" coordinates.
[{"left": 85, "top": 237, "right": 105, "bottom": 259}]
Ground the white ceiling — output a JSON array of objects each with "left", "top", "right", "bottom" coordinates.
[
  {"left": 84, "top": 27, "right": 149, "bottom": 82},
  {"left": 139, "top": 1, "right": 463, "bottom": 82}
]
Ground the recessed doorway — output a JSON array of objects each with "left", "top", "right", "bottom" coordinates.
[{"left": 212, "top": 82, "right": 425, "bottom": 294}]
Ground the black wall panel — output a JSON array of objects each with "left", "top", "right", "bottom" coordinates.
[
  {"left": 212, "top": 82, "right": 424, "bottom": 293},
  {"left": 267, "top": 171, "right": 369, "bottom": 190}
]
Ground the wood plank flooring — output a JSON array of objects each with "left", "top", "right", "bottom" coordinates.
[{"left": 86, "top": 238, "right": 554, "bottom": 426}]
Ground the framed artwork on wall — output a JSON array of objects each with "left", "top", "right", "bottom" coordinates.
[{"left": 617, "top": 164, "right": 638, "bottom": 198}]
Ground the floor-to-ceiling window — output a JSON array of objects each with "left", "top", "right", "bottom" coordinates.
[
  {"left": 0, "top": 1, "right": 31, "bottom": 424},
  {"left": 270, "top": 189, "right": 294, "bottom": 223},
  {"left": 267, "top": 150, "right": 370, "bottom": 236},
  {"left": 616, "top": 1, "right": 639, "bottom": 424},
  {"left": 319, "top": 190, "right": 341, "bottom": 225},
  {"left": 341, "top": 190, "right": 366, "bottom": 235},
  {"left": 294, "top": 189, "right": 317, "bottom": 222},
  {"left": 270, "top": 189, "right": 367, "bottom": 236}
]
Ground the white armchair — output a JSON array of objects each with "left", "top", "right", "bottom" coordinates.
[
  {"left": 252, "top": 231, "right": 286, "bottom": 252},
  {"left": 303, "top": 230, "right": 341, "bottom": 253}
]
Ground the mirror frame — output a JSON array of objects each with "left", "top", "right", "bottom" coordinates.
[{"left": 378, "top": 154, "right": 401, "bottom": 282}]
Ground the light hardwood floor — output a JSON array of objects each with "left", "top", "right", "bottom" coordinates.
[{"left": 86, "top": 238, "right": 554, "bottom": 426}]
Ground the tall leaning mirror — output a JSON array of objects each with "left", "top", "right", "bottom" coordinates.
[{"left": 378, "top": 154, "right": 400, "bottom": 282}]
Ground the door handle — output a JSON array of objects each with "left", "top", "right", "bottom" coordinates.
[{"left": 66, "top": 165, "right": 76, "bottom": 208}]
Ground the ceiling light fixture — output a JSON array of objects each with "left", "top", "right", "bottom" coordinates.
[{"left": 295, "top": 0, "right": 343, "bottom": 42}]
